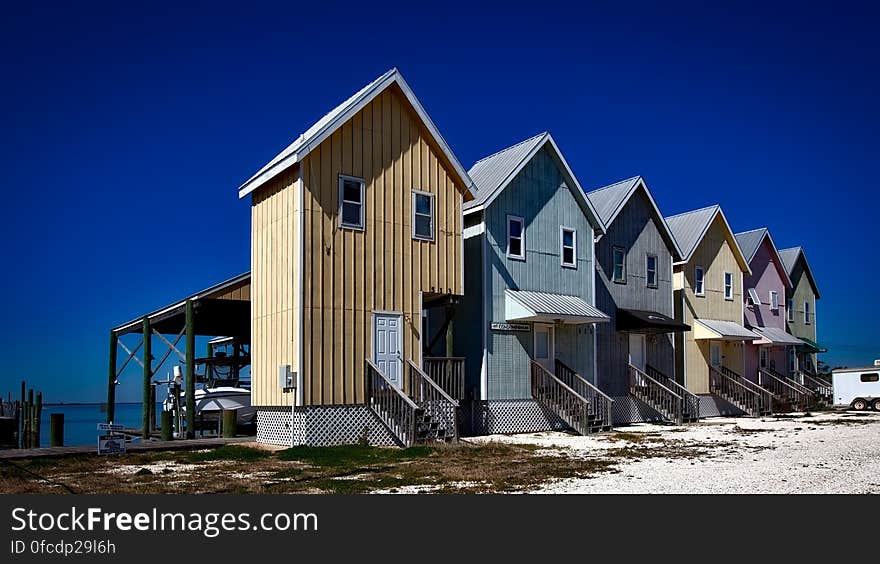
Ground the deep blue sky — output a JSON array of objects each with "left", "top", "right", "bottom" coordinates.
[{"left": 1, "top": 2, "right": 877, "bottom": 402}]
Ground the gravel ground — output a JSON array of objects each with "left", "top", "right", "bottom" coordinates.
[{"left": 466, "top": 411, "right": 880, "bottom": 494}]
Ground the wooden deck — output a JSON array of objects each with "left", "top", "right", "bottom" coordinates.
[{"left": 0, "top": 436, "right": 253, "bottom": 460}]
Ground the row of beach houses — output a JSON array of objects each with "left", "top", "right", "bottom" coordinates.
[{"left": 111, "top": 68, "right": 826, "bottom": 447}]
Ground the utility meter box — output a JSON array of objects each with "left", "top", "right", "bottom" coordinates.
[{"left": 279, "top": 365, "right": 295, "bottom": 391}]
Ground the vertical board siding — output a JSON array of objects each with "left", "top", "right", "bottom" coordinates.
[
  {"left": 480, "top": 145, "right": 597, "bottom": 400},
  {"left": 676, "top": 215, "right": 745, "bottom": 394},
  {"left": 594, "top": 190, "right": 676, "bottom": 396},
  {"left": 251, "top": 169, "right": 297, "bottom": 407},
  {"left": 296, "top": 85, "right": 465, "bottom": 406},
  {"left": 742, "top": 237, "right": 789, "bottom": 380},
  {"left": 787, "top": 257, "right": 818, "bottom": 369}
]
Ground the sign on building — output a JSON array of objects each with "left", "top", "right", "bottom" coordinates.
[{"left": 490, "top": 322, "right": 530, "bottom": 332}]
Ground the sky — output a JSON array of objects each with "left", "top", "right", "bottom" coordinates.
[{"left": 1, "top": 1, "right": 877, "bottom": 403}]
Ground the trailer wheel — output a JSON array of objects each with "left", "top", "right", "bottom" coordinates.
[
  {"left": 871, "top": 399, "right": 880, "bottom": 412},
  {"left": 851, "top": 398, "right": 868, "bottom": 411}
]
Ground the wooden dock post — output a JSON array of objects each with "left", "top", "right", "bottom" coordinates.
[
  {"left": 19, "top": 381, "right": 25, "bottom": 448},
  {"left": 185, "top": 300, "right": 195, "bottom": 439},
  {"left": 107, "top": 331, "right": 118, "bottom": 424},
  {"left": 34, "top": 392, "right": 42, "bottom": 447},
  {"left": 50, "top": 413, "right": 64, "bottom": 447},
  {"left": 160, "top": 411, "right": 173, "bottom": 441},
  {"left": 142, "top": 317, "right": 151, "bottom": 440},
  {"left": 149, "top": 383, "right": 157, "bottom": 431},
  {"left": 221, "top": 409, "right": 237, "bottom": 438},
  {"left": 26, "top": 388, "right": 34, "bottom": 448}
]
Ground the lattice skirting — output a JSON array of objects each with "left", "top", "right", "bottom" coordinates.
[
  {"left": 611, "top": 396, "right": 667, "bottom": 426},
  {"left": 461, "top": 399, "right": 571, "bottom": 436},
  {"left": 699, "top": 395, "right": 747, "bottom": 418},
  {"left": 256, "top": 405, "right": 396, "bottom": 447}
]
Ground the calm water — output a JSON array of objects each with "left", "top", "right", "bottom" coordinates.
[{"left": 34, "top": 403, "right": 157, "bottom": 448}]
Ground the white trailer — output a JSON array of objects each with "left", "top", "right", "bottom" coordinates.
[{"left": 832, "top": 364, "right": 880, "bottom": 411}]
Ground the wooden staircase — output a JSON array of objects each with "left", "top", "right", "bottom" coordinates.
[
  {"left": 645, "top": 364, "right": 701, "bottom": 422},
  {"left": 709, "top": 365, "right": 772, "bottom": 417},
  {"left": 629, "top": 363, "right": 683, "bottom": 424},
  {"left": 758, "top": 367, "right": 816, "bottom": 412},
  {"left": 366, "top": 359, "right": 460, "bottom": 447},
  {"left": 799, "top": 369, "right": 833, "bottom": 405},
  {"left": 530, "top": 360, "right": 612, "bottom": 435}
]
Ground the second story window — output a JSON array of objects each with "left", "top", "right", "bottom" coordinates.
[
  {"left": 760, "top": 347, "right": 768, "bottom": 369},
  {"left": 769, "top": 290, "right": 779, "bottom": 311},
  {"left": 560, "top": 227, "right": 576, "bottom": 268},
  {"left": 412, "top": 190, "right": 435, "bottom": 241},
  {"left": 787, "top": 298, "right": 794, "bottom": 322},
  {"left": 724, "top": 272, "right": 733, "bottom": 300},
  {"left": 694, "top": 266, "right": 705, "bottom": 296},
  {"left": 339, "top": 175, "right": 365, "bottom": 230},
  {"left": 805, "top": 300, "right": 812, "bottom": 325},
  {"left": 507, "top": 215, "right": 525, "bottom": 260},
  {"left": 646, "top": 254, "right": 658, "bottom": 288},
  {"left": 612, "top": 247, "right": 626, "bottom": 283}
]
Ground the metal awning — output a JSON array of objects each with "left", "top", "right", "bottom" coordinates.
[
  {"left": 693, "top": 319, "right": 760, "bottom": 341},
  {"left": 505, "top": 289, "right": 610, "bottom": 325},
  {"left": 616, "top": 308, "right": 690, "bottom": 334},
  {"left": 797, "top": 337, "right": 828, "bottom": 353},
  {"left": 750, "top": 326, "right": 804, "bottom": 346}
]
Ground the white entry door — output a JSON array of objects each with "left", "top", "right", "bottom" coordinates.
[
  {"left": 373, "top": 313, "right": 403, "bottom": 388},
  {"left": 534, "top": 324, "right": 555, "bottom": 373},
  {"left": 628, "top": 333, "right": 646, "bottom": 371},
  {"left": 710, "top": 342, "right": 722, "bottom": 368}
]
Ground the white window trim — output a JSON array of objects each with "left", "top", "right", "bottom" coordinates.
[
  {"left": 506, "top": 215, "right": 525, "bottom": 260},
  {"left": 646, "top": 254, "right": 658, "bottom": 288},
  {"left": 559, "top": 226, "right": 577, "bottom": 269},
  {"left": 338, "top": 174, "right": 365, "bottom": 231},
  {"left": 723, "top": 271, "right": 733, "bottom": 300},
  {"left": 694, "top": 266, "right": 705, "bottom": 297},
  {"left": 612, "top": 246, "right": 627, "bottom": 284},
  {"left": 787, "top": 298, "right": 794, "bottom": 322},
  {"left": 804, "top": 300, "right": 812, "bottom": 325},
  {"left": 769, "top": 290, "right": 779, "bottom": 311},
  {"left": 411, "top": 189, "right": 435, "bottom": 242}
]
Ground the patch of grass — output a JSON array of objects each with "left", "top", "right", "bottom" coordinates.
[
  {"left": 276, "top": 444, "right": 433, "bottom": 470},
  {"left": 178, "top": 445, "right": 272, "bottom": 463},
  {"left": 607, "top": 431, "right": 662, "bottom": 443}
]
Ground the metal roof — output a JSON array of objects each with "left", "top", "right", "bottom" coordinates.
[
  {"left": 779, "top": 246, "right": 821, "bottom": 298},
  {"left": 237, "top": 68, "right": 476, "bottom": 200},
  {"left": 586, "top": 175, "right": 683, "bottom": 260},
  {"left": 750, "top": 326, "right": 804, "bottom": 346},
  {"left": 665, "top": 205, "right": 751, "bottom": 274},
  {"left": 505, "top": 289, "right": 609, "bottom": 324},
  {"left": 463, "top": 132, "right": 604, "bottom": 233},
  {"left": 734, "top": 227, "right": 792, "bottom": 288},
  {"left": 694, "top": 319, "right": 760, "bottom": 340}
]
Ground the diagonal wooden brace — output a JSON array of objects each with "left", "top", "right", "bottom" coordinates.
[{"left": 118, "top": 339, "right": 145, "bottom": 372}]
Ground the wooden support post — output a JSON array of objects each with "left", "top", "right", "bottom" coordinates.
[
  {"left": 160, "top": 411, "right": 173, "bottom": 441},
  {"left": 27, "top": 388, "right": 33, "bottom": 448},
  {"left": 445, "top": 305, "right": 455, "bottom": 357},
  {"left": 34, "top": 392, "right": 42, "bottom": 448},
  {"left": 19, "top": 381, "right": 25, "bottom": 448},
  {"left": 221, "top": 409, "right": 237, "bottom": 438},
  {"left": 149, "top": 383, "right": 157, "bottom": 432},
  {"left": 50, "top": 413, "right": 64, "bottom": 447},
  {"left": 142, "top": 317, "right": 151, "bottom": 440},
  {"left": 107, "top": 331, "right": 118, "bottom": 424},
  {"left": 185, "top": 300, "right": 195, "bottom": 439}
]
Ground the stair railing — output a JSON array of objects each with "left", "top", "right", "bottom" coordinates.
[
  {"left": 759, "top": 367, "right": 812, "bottom": 411},
  {"left": 720, "top": 365, "right": 773, "bottom": 414},
  {"left": 629, "top": 363, "right": 683, "bottom": 424},
  {"left": 366, "top": 359, "right": 418, "bottom": 447},
  {"left": 554, "top": 359, "right": 613, "bottom": 430},
  {"left": 799, "top": 370, "right": 833, "bottom": 399},
  {"left": 531, "top": 360, "right": 592, "bottom": 436},
  {"left": 406, "top": 360, "right": 459, "bottom": 442},
  {"left": 646, "top": 364, "right": 700, "bottom": 420},
  {"left": 422, "top": 357, "right": 465, "bottom": 401},
  {"left": 709, "top": 365, "right": 762, "bottom": 417}
]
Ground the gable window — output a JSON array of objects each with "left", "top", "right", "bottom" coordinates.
[
  {"left": 760, "top": 348, "right": 767, "bottom": 369},
  {"left": 787, "top": 298, "right": 794, "bottom": 322},
  {"left": 412, "top": 190, "right": 434, "bottom": 241},
  {"left": 724, "top": 272, "right": 733, "bottom": 300},
  {"left": 646, "top": 254, "right": 658, "bottom": 288},
  {"left": 748, "top": 288, "right": 762, "bottom": 306},
  {"left": 338, "top": 175, "right": 365, "bottom": 230},
  {"left": 560, "top": 227, "right": 577, "bottom": 268},
  {"left": 612, "top": 247, "right": 626, "bottom": 283},
  {"left": 694, "top": 266, "right": 705, "bottom": 296},
  {"left": 804, "top": 300, "right": 812, "bottom": 325},
  {"left": 507, "top": 215, "right": 525, "bottom": 260},
  {"left": 769, "top": 291, "right": 779, "bottom": 311}
]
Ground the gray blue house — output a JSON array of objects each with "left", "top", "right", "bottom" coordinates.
[
  {"left": 451, "top": 132, "right": 611, "bottom": 435},
  {"left": 586, "top": 177, "right": 696, "bottom": 425}
]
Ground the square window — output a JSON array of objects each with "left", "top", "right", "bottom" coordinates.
[
  {"left": 412, "top": 191, "right": 434, "bottom": 240},
  {"left": 338, "top": 176, "right": 365, "bottom": 230},
  {"left": 560, "top": 227, "right": 576, "bottom": 268}
]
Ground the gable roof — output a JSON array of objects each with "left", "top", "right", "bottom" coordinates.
[
  {"left": 463, "top": 132, "right": 604, "bottom": 233},
  {"left": 779, "top": 246, "right": 821, "bottom": 298},
  {"left": 238, "top": 68, "right": 476, "bottom": 200},
  {"left": 734, "top": 228, "right": 792, "bottom": 288},
  {"left": 586, "top": 175, "right": 683, "bottom": 260},
  {"left": 665, "top": 205, "right": 751, "bottom": 274}
]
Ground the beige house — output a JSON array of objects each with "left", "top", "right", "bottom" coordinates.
[{"left": 238, "top": 68, "right": 475, "bottom": 446}]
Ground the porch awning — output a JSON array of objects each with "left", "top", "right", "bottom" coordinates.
[
  {"left": 693, "top": 319, "right": 760, "bottom": 341},
  {"left": 505, "top": 289, "right": 610, "bottom": 325},
  {"left": 616, "top": 308, "right": 690, "bottom": 333},
  {"left": 750, "top": 326, "right": 804, "bottom": 346},
  {"left": 797, "top": 337, "right": 828, "bottom": 353}
]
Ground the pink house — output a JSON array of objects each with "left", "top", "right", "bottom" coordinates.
[{"left": 734, "top": 228, "right": 802, "bottom": 382}]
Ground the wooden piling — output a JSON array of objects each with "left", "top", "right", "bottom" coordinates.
[
  {"left": 221, "top": 409, "right": 237, "bottom": 438},
  {"left": 34, "top": 392, "right": 42, "bottom": 447},
  {"left": 26, "top": 389, "right": 34, "bottom": 448},
  {"left": 149, "top": 383, "right": 157, "bottom": 431},
  {"left": 50, "top": 413, "right": 64, "bottom": 447},
  {"left": 185, "top": 300, "right": 195, "bottom": 439},
  {"left": 108, "top": 331, "right": 118, "bottom": 424},
  {"left": 142, "top": 317, "right": 151, "bottom": 440},
  {"left": 160, "top": 411, "right": 173, "bottom": 441}
]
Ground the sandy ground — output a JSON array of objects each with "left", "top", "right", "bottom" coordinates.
[{"left": 466, "top": 411, "right": 880, "bottom": 494}]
